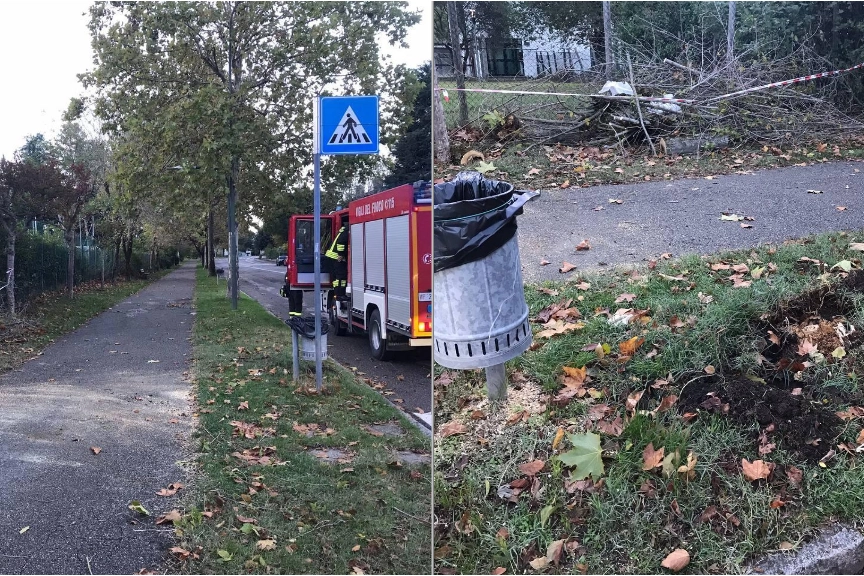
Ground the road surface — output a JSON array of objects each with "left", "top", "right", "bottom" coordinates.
[
  {"left": 517, "top": 160, "right": 864, "bottom": 283},
  {"left": 227, "top": 256, "right": 433, "bottom": 429}
]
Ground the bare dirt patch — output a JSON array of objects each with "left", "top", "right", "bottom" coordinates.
[{"left": 681, "top": 276, "right": 864, "bottom": 463}]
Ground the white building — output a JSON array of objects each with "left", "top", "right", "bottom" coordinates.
[{"left": 435, "top": 30, "right": 590, "bottom": 79}]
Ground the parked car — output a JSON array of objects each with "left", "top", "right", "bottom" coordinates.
[{"left": 276, "top": 255, "right": 287, "bottom": 266}]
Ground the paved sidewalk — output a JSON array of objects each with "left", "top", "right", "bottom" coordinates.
[
  {"left": 0, "top": 263, "right": 196, "bottom": 574},
  {"left": 518, "top": 160, "right": 863, "bottom": 283}
]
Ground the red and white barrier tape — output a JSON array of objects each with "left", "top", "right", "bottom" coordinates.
[
  {"left": 437, "top": 61, "right": 864, "bottom": 106},
  {"left": 437, "top": 87, "right": 696, "bottom": 105},
  {"left": 704, "top": 61, "right": 864, "bottom": 103}
]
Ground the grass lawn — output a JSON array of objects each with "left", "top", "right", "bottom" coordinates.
[
  {"left": 172, "top": 266, "right": 431, "bottom": 574},
  {"left": 434, "top": 231, "right": 864, "bottom": 574},
  {"left": 0, "top": 273, "right": 169, "bottom": 373},
  {"left": 437, "top": 138, "right": 864, "bottom": 192}
]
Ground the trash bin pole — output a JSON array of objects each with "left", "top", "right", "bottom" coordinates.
[
  {"left": 292, "top": 331, "right": 300, "bottom": 382},
  {"left": 485, "top": 363, "right": 507, "bottom": 401}
]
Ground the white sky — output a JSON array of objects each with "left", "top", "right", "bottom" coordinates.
[{"left": 0, "top": 0, "right": 431, "bottom": 160}]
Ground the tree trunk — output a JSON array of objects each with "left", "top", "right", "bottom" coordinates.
[
  {"left": 447, "top": 1, "right": 469, "bottom": 125},
  {"left": 432, "top": 64, "right": 451, "bottom": 164},
  {"left": 112, "top": 237, "right": 121, "bottom": 281},
  {"left": 727, "top": 1, "right": 736, "bottom": 67},
  {"left": 227, "top": 157, "right": 239, "bottom": 310},
  {"left": 65, "top": 228, "right": 75, "bottom": 298},
  {"left": 603, "top": 1, "right": 615, "bottom": 79},
  {"left": 207, "top": 207, "right": 216, "bottom": 276},
  {"left": 122, "top": 233, "right": 133, "bottom": 280},
  {"left": 4, "top": 224, "right": 15, "bottom": 317}
]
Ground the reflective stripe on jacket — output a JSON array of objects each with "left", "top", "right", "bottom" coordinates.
[{"left": 325, "top": 226, "right": 347, "bottom": 260}]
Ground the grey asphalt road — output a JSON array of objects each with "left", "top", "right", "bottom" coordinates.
[
  {"left": 0, "top": 263, "right": 195, "bottom": 575},
  {"left": 229, "top": 256, "right": 433, "bottom": 430},
  {"left": 518, "top": 160, "right": 864, "bottom": 284}
]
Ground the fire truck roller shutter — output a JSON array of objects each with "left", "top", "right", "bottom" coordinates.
[
  {"left": 350, "top": 222, "right": 365, "bottom": 311},
  {"left": 365, "top": 219, "right": 385, "bottom": 289},
  {"left": 386, "top": 214, "right": 411, "bottom": 328}
]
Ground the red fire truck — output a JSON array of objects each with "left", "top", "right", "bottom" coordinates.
[{"left": 282, "top": 181, "right": 432, "bottom": 360}]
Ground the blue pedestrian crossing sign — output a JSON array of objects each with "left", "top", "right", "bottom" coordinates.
[{"left": 319, "top": 96, "right": 379, "bottom": 155}]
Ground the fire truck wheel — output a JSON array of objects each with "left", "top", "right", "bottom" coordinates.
[{"left": 368, "top": 309, "right": 392, "bottom": 361}]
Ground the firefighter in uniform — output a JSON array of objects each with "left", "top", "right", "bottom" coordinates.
[{"left": 324, "top": 220, "right": 349, "bottom": 301}]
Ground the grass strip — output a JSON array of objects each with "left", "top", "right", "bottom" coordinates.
[
  {"left": 434, "top": 230, "right": 864, "bottom": 575},
  {"left": 175, "top": 266, "right": 431, "bottom": 574}
]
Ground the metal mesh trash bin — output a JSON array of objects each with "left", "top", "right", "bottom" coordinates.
[
  {"left": 286, "top": 316, "right": 329, "bottom": 361},
  {"left": 433, "top": 172, "right": 539, "bottom": 392}
]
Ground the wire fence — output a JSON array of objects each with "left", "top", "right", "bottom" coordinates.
[{"left": 1, "top": 221, "right": 175, "bottom": 310}]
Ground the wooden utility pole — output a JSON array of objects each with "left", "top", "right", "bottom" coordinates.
[
  {"left": 432, "top": 64, "right": 451, "bottom": 165},
  {"left": 446, "top": 1, "right": 469, "bottom": 125},
  {"left": 727, "top": 1, "right": 736, "bottom": 67},
  {"left": 603, "top": 1, "right": 615, "bottom": 79}
]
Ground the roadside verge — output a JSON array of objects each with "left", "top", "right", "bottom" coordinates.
[{"left": 171, "top": 266, "right": 431, "bottom": 574}]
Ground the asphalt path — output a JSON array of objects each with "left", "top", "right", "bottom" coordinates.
[
  {"left": 228, "top": 256, "right": 433, "bottom": 430},
  {"left": 518, "top": 160, "right": 864, "bottom": 284},
  {"left": 0, "top": 263, "right": 195, "bottom": 574}
]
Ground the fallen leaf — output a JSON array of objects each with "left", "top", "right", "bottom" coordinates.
[
  {"left": 741, "top": 458, "right": 774, "bottom": 481},
  {"left": 529, "top": 557, "right": 549, "bottom": 571},
  {"left": 837, "top": 206, "right": 848, "bottom": 211},
  {"left": 832, "top": 346, "right": 846, "bottom": 359},
  {"left": 559, "top": 262, "right": 577, "bottom": 274},
  {"left": 615, "top": 293, "right": 637, "bottom": 303},
  {"left": 562, "top": 365, "right": 587, "bottom": 387},
  {"left": 619, "top": 336, "right": 645, "bottom": 357},
  {"left": 798, "top": 340, "right": 818, "bottom": 356},
  {"left": 439, "top": 421, "right": 468, "bottom": 437},
  {"left": 642, "top": 443, "right": 665, "bottom": 471},
  {"left": 546, "top": 539, "right": 565, "bottom": 565},
  {"left": 492, "top": 568, "right": 507, "bottom": 575},
  {"left": 704, "top": 365, "right": 716, "bottom": 375},
  {"left": 91, "top": 446, "right": 101, "bottom": 455},
  {"left": 254, "top": 539, "right": 276, "bottom": 551},
  {"left": 540, "top": 259, "right": 550, "bottom": 266},
  {"left": 552, "top": 428, "right": 565, "bottom": 450},
  {"left": 156, "top": 509, "right": 182, "bottom": 525},
  {"left": 575, "top": 240, "right": 591, "bottom": 251},
  {"left": 238, "top": 401, "right": 249, "bottom": 411},
  {"left": 656, "top": 395, "right": 678, "bottom": 413},
  {"left": 608, "top": 198, "right": 623, "bottom": 204},
  {"left": 518, "top": 460, "right": 545, "bottom": 476},
  {"left": 128, "top": 500, "right": 150, "bottom": 516},
  {"left": 558, "top": 432, "right": 603, "bottom": 480},
  {"left": 661, "top": 549, "right": 690, "bottom": 572},
  {"left": 560, "top": 180, "right": 570, "bottom": 189},
  {"left": 461, "top": 150, "right": 485, "bottom": 165},
  {"left": 779, "top": 541, "right": 795, "bottom": 551},
  {"left": 626, "top": 390, "right": 644, "bottom": 413},
  {"left": 786, "top": 466, "right": 803, "bottom": 485}
]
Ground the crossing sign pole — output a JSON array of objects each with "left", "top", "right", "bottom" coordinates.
[
  {"left": 311, "top": 95, "right": 379, "bottom": 392},
  {"left": 312, "top": 97, "right": 323, "bottom": 392}
]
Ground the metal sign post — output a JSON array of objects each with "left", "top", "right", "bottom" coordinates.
[
  {"left": 312, "top": 97, "right": 324, "bottom": 392},
  {"left": 311, "top": 94, "right": 379, "bottom": 392}
]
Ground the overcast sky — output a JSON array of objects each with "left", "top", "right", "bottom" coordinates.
[{"left": 0, "top": 1, "right": 431, "bottom": 160}]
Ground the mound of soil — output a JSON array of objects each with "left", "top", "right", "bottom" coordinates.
[
  {"left": 679, "top": 375, "right": 841, "bottom": 462},
  {"left": 680, "top": 277, "right": 864, "bottom": 463}
]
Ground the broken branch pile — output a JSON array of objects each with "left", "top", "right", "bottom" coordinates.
[{"left": 449, "top": 43, "right": 864, "bottom": 152}]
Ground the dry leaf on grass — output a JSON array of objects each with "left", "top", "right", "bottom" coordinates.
[
  {"left": 642, "top": 443, "right": 665, "bottom": 471},
  {"left": 742, "top": 458, "right": 775, "bottom": 481},
  {"left": 661, "top": 549, "right": 690, "bottom": 572},
  {"left": 439, "top": 421, "right": 468, "bottom": 438},
  {"left": 518, "top": 460, "right": 545, "bottom": 476}
]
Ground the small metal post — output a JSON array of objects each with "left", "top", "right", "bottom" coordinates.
[
  {"left": 292, "top": 330, "right": 300, "bottom": 382},
  {"left": 485, "top": 363, "right": 508, "bottom": 401}
]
